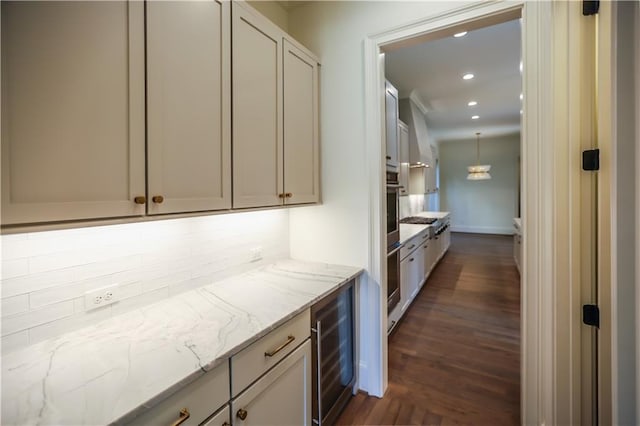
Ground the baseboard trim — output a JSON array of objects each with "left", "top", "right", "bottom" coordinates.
[{"left": 451, "top": 225, "right": 514, "bottom": 235}]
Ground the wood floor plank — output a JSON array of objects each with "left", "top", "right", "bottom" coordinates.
[{"left": 336, "top": 233, "right": 521, "bottom": 425}]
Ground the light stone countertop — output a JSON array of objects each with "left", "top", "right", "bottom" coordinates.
[
  {"left": 1, "top": 259, "right": 362, "bottom": 426},
  {"left": 399, "top": 223, "right": 430, "bottom": 244},
  {"left": 398, "top": 211, "right": 451, "bottom": 244},
  {"left": 415, "top": 211, "right": 450, "bottom": 220}
]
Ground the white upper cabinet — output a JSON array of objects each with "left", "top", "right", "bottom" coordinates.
[
  {"left": 232, "top": 2, "right": 283, "bottom": 209},
  {"left": 283, "top": 39, "right": 320, "bottom": 205},
  {"left": 1, "top": 1, "right": 145, "bottom": 225},
  {"left": 385, "top": 81, "right": 400, "bottom": 173},
  {"left": 1, "top": 0, "right": 320, "bottom": 227},
  {"left": 232, "top": 2, "right": 320, "bottom": 209},
  {"left": 146, "top": 0, "right": 231, "bottom": 215}
]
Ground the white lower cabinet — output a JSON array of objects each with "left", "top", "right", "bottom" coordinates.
[
  {"left": 231, "top": 340, "right": 312, "bottom": 426},
  {"left": 202, "top": 405, "right": 231, "bottom": 426},
  {"left": 128, "top": 362, "right": 229, "bottom": 426},
  {"left": 399, "top": 236, "right": 425, "bottom": 313}
]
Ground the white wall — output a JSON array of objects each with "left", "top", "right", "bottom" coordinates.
[
  {"left": 246, "top": 1, "right": 289, "bottom": 32},
  {"left": 286, "top": 0, "right": 472, "bottom": 395},
  {"left": 0, "top": 210, "right": 290, "bottom": 354},
  {"left": 439, "top": 133, "right": 520, "bottom": 234}
]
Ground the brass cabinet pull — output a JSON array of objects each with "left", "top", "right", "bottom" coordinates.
[
  {"left": 386, "top": 155, "right": 391, "bottom": 160},
  {"left": 222, "top": 423, "right": 230, "bottom": 426},
  {"left": 264, "top": 335, "right": 295, "bottom": 357},
  {"left": 423, "top": 245, "right": 428, "bottom": 249},
  {"left": 170, "top": 408, "right": 190, "bottom": 426},
  {"left": 285, "top": 193, "right": 293, "bottom": 198},
  {"left": 152, "top": 195, "right": 164, "bottom": 204},
  {"left": 278, "top": 193, "right": 286, "bottom": 199},
  {"left": 409, "top": 258, "right": 414, "bottom": 262},
  {"left": 408, "top": 244, "right": 415, "bottom": 250},
  {"left": 134, "top": 196, "right": 146, "bottom": 204},
  {"left": 236, "top": 408, "right": 248, "bottom": 420}
]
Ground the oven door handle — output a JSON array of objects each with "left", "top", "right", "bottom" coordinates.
[
  {"left": 386, "top": 184, "right": 403, "bottom": 189},
  {"left": 387, "top": 243, "right": 403, "bottom": 257}
]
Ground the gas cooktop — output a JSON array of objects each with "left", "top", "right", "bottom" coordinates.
[{"left": 399, "top": 216, "right": 438, "bottom": 225}]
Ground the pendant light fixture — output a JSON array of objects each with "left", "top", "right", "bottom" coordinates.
[{"left": 467, "top": 132, "right": 491, "bottom": 180}]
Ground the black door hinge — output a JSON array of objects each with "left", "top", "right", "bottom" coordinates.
[
  {"left": 583, "top": 304, "right": 600, "bottom": 328},
  {"left": 583, "top": 0, "right": 599, "bottom": 15},
  {"left": 582, "top": 149, "right": 600, "bottom": 171}
]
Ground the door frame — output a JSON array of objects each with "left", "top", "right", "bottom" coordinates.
[{"left": 362, "top": 1, "right": 580, "bottom": 424}]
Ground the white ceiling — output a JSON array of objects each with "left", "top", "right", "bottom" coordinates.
[{"left": 385, "top": 19, "right": 522, "bottom": 143}]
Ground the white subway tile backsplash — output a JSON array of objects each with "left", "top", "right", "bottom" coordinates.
[
  {"left": 2, "top": 301, "right": 74, "bottom": 336},
  {"left": 1, "top": 259, "right": 29, "bottom": 279},
  {"left": 110, "top": 288, "right": 168, "bottom": 317},
  {"left": 1, "top": 268, "right": 76, "bottom": 298},
  {"left": 29, "top": 276, "right": 112, "bottom": 309},
  {"left": 1, "top": 295, "right": 29, "bottom": 317},
  {"left": 1, "top": 210, "right": 290, "bottom": 353}
]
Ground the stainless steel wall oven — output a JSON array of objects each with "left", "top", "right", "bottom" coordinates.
[{"left": 386, "top": 171, "right": 401, "bottom": 313}]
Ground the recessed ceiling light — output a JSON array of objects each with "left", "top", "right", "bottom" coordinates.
[
  {"left": 454, "top": 31, "right": 468, "bottom": 38},
  {"left": 519, "top": 61, "right": 523, "bottom": 73},
  {"left": 520, "top": 93, "right": 523, "bottom": 100},
  {"left": 471, "top": 115, "right": 479, "bottom": 120},
  {"left": 468, "top": 101, "right": 478, "bottom": 106},
  {"left": 520, "top": 110, "right": 523, "bottom": 115},
  {"left": 462, "top": 73, "right": 474, "bottom": 80}
]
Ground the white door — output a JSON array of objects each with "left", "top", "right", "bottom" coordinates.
[
  {"left": 283, "top": 39, "right": 319, "bottom": 205},
  {"left": 1, "top": 1, "right": 145, "bottom": 224},
  {"left": 146, "top": 0, "right": 231, "bottom": 215},
  {"left": 231, "top": 340, "right": 312, "bottom": 426},
  {"left": 232, "top": 2, "right": 283, "bottom": 209}
]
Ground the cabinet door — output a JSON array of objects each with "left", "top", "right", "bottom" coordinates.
[
  {"left": 385, "top": 81, "right": 399, "bottom": 173},
  {"left": 232, "top": 2, "right": 283, "bottom": 208},
  {"left": 146, "top": 0, "right": 231, "bottom": 215},
  {"left": 283, "top": 39, "right": 320, "bottom": 205},
  {"left": 232, "top": 340, "right": 311, "bottom": 426},
  {"left": 1, "top": 1, "right": 145, "bottom": 225},
  {"left": 422, "top": 240, "right": 432, "bottom": 280},
  {"left": 398, "top": 123, "right": 410, "bottom": 196},
  {"left": 202, "top": 405, "right": 231, "bottom": 426},
  {"left": 400, "top": 256, "right": 412, "bottom": 312}
]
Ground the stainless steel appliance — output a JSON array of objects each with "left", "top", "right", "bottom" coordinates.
[
  {"left": 386, "top": 171, "right": 400, "bottom": 248},
  {"left": 311, "top": 280, "right": 356, "bottom": 426},
  {"left": 386, "top": 171, "right": 401, "bottom": 313},
  {"left": 387, "top": 242, "right": 401, "bottom": 313}
]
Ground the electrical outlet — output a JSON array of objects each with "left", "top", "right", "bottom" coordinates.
[
  {"left": 250, "top": 246, "right": 262, "bottom": 262},
  {"left": 85, "top": 284, "right": 119, "bottom": 311}
]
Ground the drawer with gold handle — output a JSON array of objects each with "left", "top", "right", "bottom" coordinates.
[{"left": 231, "top": 309, "right": 310, "bottom": 397}]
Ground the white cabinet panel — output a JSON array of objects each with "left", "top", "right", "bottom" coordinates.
[
  {"left": 232, "top": 3, "right": 283, "bottom": 208},
  {"left": 385, "top": 81, "right": 399, "bottom": 173},
  {"left": 202, "top": 405, "right": 231, "bottom": 426},
  {"left": 283, "top": 40, "right": 320, "bottom": 205},
  {"left": 1, "top": 1, "right": 145, "bottom": 224},
  {"left": 232, "top": 340, "right": 312, "bottom": 426},
  {"left": 128, "top": 362, "right": 229, "bottom": 426},
  {"left": 398, "top": 122, "right": 410, "bottom": 196},
  {"left": 146, "top": 0, "right": 231, "bottom": 215}
]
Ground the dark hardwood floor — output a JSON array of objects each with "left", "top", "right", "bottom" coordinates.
[{"left": 339, "top": 232, "right": 521, "bottom": 425}]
